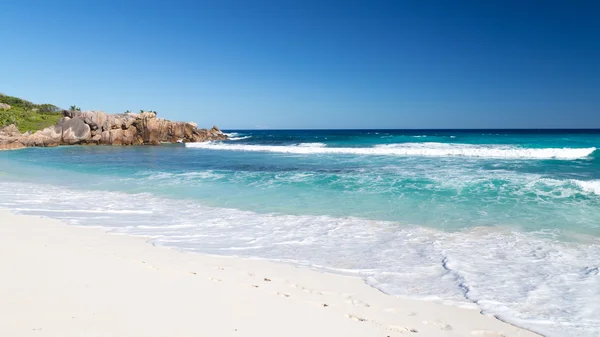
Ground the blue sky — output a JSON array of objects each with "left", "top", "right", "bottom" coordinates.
[{"left": 1, "top": 0, "right": 599, "bottom": 129}]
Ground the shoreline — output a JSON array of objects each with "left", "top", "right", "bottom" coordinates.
[{"left": 0, "top": 209, "right": 539, "bottom": 337}]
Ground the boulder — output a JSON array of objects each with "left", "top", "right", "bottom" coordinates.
[
  {"left": 0, "top": 125, "right": 25, "bottom": 150},
  {"left": 20, "top": 125, "right": 62, "bottom": 147},
  {"left": 109, "top": 129, "right": 124, "bottom": 145},
  {"left": 140, "top": 115, "right": 170, "bottom": 143},
  {"left": 83, "top": 117, "right": 98, "bottom": 130},
  {"left": 61, "top": 117, "right": 91, "bottom": 145},
  {"left": 100, "top": 129, "right": 124, "bottom": 145},
  {"left": 82, "top": 111, "right": 109, "bottom": 129},
  {"left": 100, "top": 130, "right": 110, "bottom": 144},
  {"left": 0, "top": 141, "right": 25, "bottom": 150},
  {"left": 0, "top": 124, "right": 21, "bottom": 137}
]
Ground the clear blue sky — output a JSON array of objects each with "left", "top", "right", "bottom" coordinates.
[{"left": 1, "top": 0, "right": 599, "bottom": 129}]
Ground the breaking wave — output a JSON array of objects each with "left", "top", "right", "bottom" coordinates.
[
  {"left": 1, "top": 181, "right": 599, "bottom": 337},
  {"left": 574, "top": 180, "right": 600, "bottom": 195},
  {"left": 186, "top": 142, "right": 596, "bottom": 160},
  {"left": 228, "top": 136, "right": 252, "bottom": 141}
]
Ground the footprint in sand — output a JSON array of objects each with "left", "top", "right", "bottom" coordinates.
[
  {"left": 422, "top": 320, "right": 453, "bottom": 331},
  {"left": 386, "top": 325, "right": 411, "bottom": 333},
  {"left": 471, "top": 331, "right": 506, "bottom": 337},
  {"left": 276, "top": 292, "right": 290, "bottom": 298},
  {"left": 346, "top": 314, "right": 368, "bottom": 322},
  {"left": 344, "top": 296, "right": 370, "bottom": 307},
  {"left": 290, "top": 284, "right": 324, "bottom": 295},
  {"left": 209, "top": 277, "right": 222, "bottom": 282},
  {"left": 369, "top": 319, "right": 417, "bottom": 334}
]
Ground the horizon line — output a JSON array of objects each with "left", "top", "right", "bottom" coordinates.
[{"left": 221, "top": 128, "right": 600, "bottom": 131}]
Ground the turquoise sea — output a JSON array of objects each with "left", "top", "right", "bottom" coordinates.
[{"left": 1, "top": 129, "right": 599, "bottom": 336}]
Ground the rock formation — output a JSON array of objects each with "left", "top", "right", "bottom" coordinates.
[
  {"left": 0, "top": 124, "right": 26, "bottom": 150},
  {"left": 0, "top": 110, "right": 227, "bottom": 150}
]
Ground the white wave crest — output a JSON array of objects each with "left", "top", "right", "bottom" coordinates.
[
  {"left": 228, "top": 136, "right": 252, "bottom": 141},
  {"left": 186, "top": 142, "right": 596, "bottom": 160},
  {"left": 574, "top": 180, "right": 600, "bottom": 195}
]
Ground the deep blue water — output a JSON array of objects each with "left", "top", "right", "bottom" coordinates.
[{"left": 1, "top": 129, "right": 599, "bottom": 337}]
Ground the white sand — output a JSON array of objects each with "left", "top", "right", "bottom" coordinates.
[{"left": 0, "top": 210, "right": 539, "bottom": 337}]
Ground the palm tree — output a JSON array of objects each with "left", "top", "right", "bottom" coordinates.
[
  {"left": 125, "top": 110, "right": 131, "bottom": 113},
  {"left": 69, "top": 105, "right": 81, "bottom": 111}
]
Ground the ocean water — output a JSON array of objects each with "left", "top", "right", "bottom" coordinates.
[{"left": 1, "top": 129, "right": 599, "bottom": 336}]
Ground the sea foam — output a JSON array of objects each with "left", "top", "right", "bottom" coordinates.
[
  {"left": 1, "top": 181, "right": 599, "bottom": 337},
  {"left": 574, "top": 180, "right": 600, "bottom": 195},
  {"left": 186, "top": 142, "right": 596, "bottom": 160}
]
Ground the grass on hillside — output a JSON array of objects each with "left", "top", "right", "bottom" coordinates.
[{"left": 0, "top": 94, "right": 63, "bottom": 133}]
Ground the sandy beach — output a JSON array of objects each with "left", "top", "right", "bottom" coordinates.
[{"left": 0, "top": 210, "right": 539, "bottom": 337}]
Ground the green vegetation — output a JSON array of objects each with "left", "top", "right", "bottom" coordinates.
[
  {"left": 0, "top": 94, "right": 63, "bottom": 133},
  {"left": 0, "top": 93, "right": 156, "bottom": 133}
]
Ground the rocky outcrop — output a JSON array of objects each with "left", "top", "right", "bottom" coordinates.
[
  {"left": 19, "top": 125, "right": 62, "bottom": 147},
  {"left": 0, "top": 110, "right": 227, "bottom": 150},
  {"left": 0, "top": 125, "right": 26, "bottom": 150},
  {"left": 0, "top": 124, "right": 20, "bottom": 137}
]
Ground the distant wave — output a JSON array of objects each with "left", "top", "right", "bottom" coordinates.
[
  {"left": 131, "top": 169, "right": 600, "bottom": 197},
  {"left": 223, "top": 132, "right": 252, "bottom": 141},
  {"left": 294, "top": 142, "right": 326, "bottom": 148},
  {"left": 186, "top": 142, "right": 596, "bottom": 160},
  {"left": 228, "top": 136, "right": 252, "bottom": 141}
]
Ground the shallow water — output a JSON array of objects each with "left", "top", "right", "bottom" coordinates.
[{"left": 1, "top": 129, "right": 599, "bottom": 337}]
